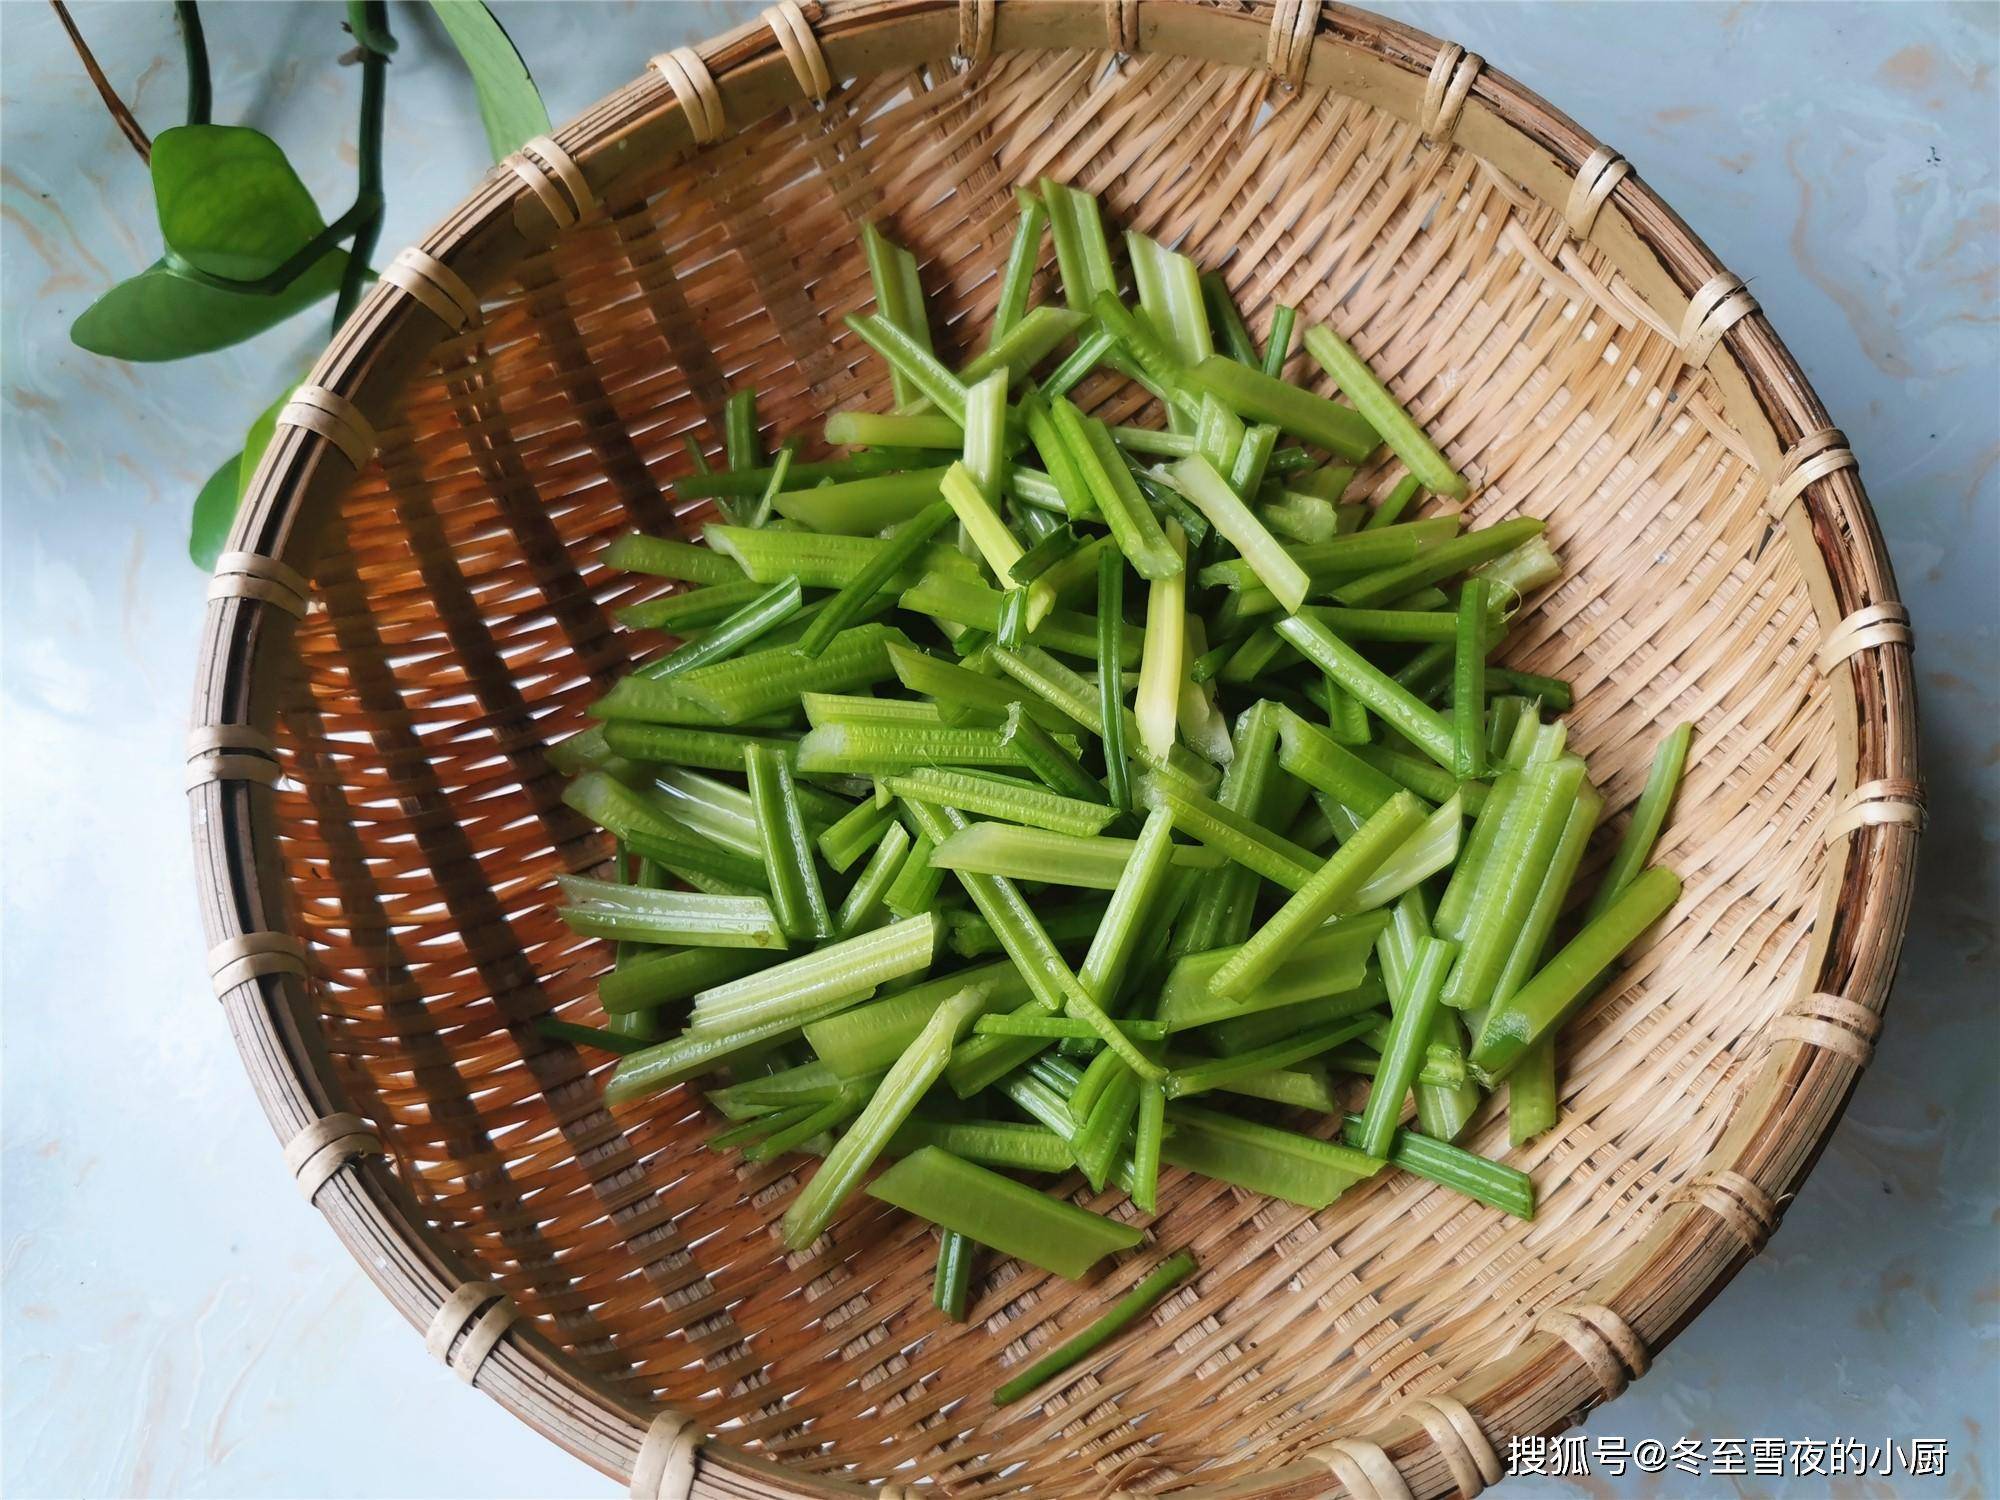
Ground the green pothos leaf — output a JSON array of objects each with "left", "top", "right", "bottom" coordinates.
[
  {"left": 72, "top": 124, "right": 346, "bottom": 362},
  {"left": 151, "top": 124, "right": 328, "bottom": 280},
  {"left": 71, "top": 251, "right": 347, "bottom": 362},
  {"left": 429, "top": 1, "right": 551, "bottom": 161},
  {"left": 190, "top": 454, "right": 241, "bottom": 570},
  {"left": 188, "top": 383, "right": 301, "bottom": 569}
]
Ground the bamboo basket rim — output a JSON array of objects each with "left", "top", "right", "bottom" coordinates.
[{"left": 185, "top": 4, "right": 1920, "bottom": 1496}]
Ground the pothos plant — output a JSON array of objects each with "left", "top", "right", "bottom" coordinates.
[{"left": 59, "top": 0, "right": 550, "bottom": 566}]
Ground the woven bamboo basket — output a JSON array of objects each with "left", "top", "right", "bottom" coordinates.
[{"left": 187, "top": 2, "right": 1921, "bottom": 1495}]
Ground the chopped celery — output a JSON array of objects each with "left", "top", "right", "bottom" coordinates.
[{"left": 867, "top": 1147, "right": 1142, "bottom": 1279}]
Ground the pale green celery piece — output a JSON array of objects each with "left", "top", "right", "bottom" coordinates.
[
  {"left": 1199, "top": 1062, "right": 1339, "bottom": 1111},
  {"left": 615, "top": 579, "right": 769, "bottom": 634},
  {"left": 891, "top": 1118, "right": 1072, "bottom": 1175},
  {"left": 1126, "top": 229, "right": 1213, "bottom": 367},
  {"left": 1000, "top": 701, "right": 1111, "bottom": 804},
  {"left": 845, "top": 312, "right": 969, "bottom": 424},
  {"left": 704, "top": 521, "right": 975, "bottom": 590},
  {"left": 768, "top": 468, "right": 950, "bottom": 533},
  {"left": 1077, "top": 807, "right": 1179, "bottom": 1008},
  {"left": 1174, "top": 700, "right": 1286, "bottom": 955},
  {"left": 1346, "top": 794, "right": 1463, "bottom": 911},
  {"left": 1136, "top": 520, "right": 1188, "bottom": 761},
  {"left": 606, "top": 996, "right": 853, "bottom": 1101},
  {"left": 1262, "top": 304, "right": 1297, "bottom": 378},
  {"left": 1132, "top": 1083, "right": 1166, "bottom": 1213},
  {"left": 1274, "top": 613, "right": 1458, "bottom": 770},
  {"left": 1156, "top": 915, "right": 1387, "bottom": 1031},
  {"left": 1433, "top": 770, "right": 1523, "bottom": 940},
  {"left": 1180, "top": 355, "right": 1377, "bottom": 461},
  {"left": 1302, "top": 323, "right": 1468, "bottom": 499},
  {"left": 902, "top": 799, "right": 1165, "bottom": 1080},
  {"left": 1194, "top": 518, "right": 1454, "bottom": 590},
  {"left": 1438, "top": 758, "right": 1585, "bottom": 1015},
  {"left": 1040, "top": 325, "right": 1120, "bottom": 404},
  {"left": 802, "top": 693, "right": 943, "bottom": 730},
  {"left": 866, "top": 1146, "right": 1141, "bottom": 1279},
  {"left": 780, "top": 986, "right": 988, "bottom": 1249},
  {"left": 687, "top": 911, "right": 938, "bottom": 1033},
  {"left": 600, "top": 946, "right": 777, "bottom": 1015},
  {"left": 1211, "top": 793, "right": 1426, "bottom": 996},
  {"left": 861, "top": 222, "right": 933, "bottom": 407},
  {"left": 1257, "top": 490, "right": 1342, "bottom": 545},
  {"left": 968, "top": 306, "right": 1085, "bottom": 387},
  {"left": 547, "top": 723, "right": 646, "bottom": 783},
  {"left": 986, "top": 643, "right": 1221, "bottom": 789},
  {"left": 1585, "top": 723, "right": 1693, "bottom": 922},
  {"left": 805, "top": 960, "right": 1027, "bottom": 1078},
  {"left": 593, "top": 624, "right": 903, "bottom": 724},
  {"left": 1331, "top": 517, "right": 1547, "bottom": 609},
  {"left": 746, "top": 742, "right": 834, "bottom": 941},
  {"left": 1217, "top": 626, "right": 1290, "bottom": 685},
  {"left": 796, "top": 720, "right": 1080, "bottom": 776},
  {"left": 1168, "top": 455, "right": 1310, "bottom": 611},
  {"left": 881, "top": 768, "right": 1116, "bottom": 838},
  {"left": 986, "top": 187, "right": 1051, "bottom": 344},
  {"left": 835, "top": 819, "right": 913, "bottom": 937},
  {"left": 1290, "top": 465, "right": 1357, "bottom": 502},
  {"left": 556, "top": 875, "right": 785, "bottom": 949},
  {"left": 1040, "top": 178, "right": 1117, "bottom": 314},
  {"left": 602, "top": 532, "right": 748, "bottom": 585},
  {"left": 824, "top": 410, "right": 963, "bottom": 450},
  {"left": 1475, "top": 534, "right": 1564, "bottom": 603},
  {"left": 960, "top": 373, "right": 1012, "bottom": 503},
  {"left": 899, "top": 570, "right": 1138, "bottom": 664},
  {"left": 887, "top": 641, "right": 1085, "bottom": 735},
  {"left": 643, "top": 765, "right": 762, "bottom": 857},
  {"left": 929, "top": 821, "right": 1226, "bottom": 892},
  {"left": 882, "top": 831, "right": 942, "bottom": 919},
  {"left": 1174, "top": 615, "right": 1233, "bottom": 766},
  {"left": 1163, "top": 1014, "right": 1375, "bottom": 1100},
  {"left": 940, "top": 460, "right": 1054, "bottom": 629},
  {"left": 1109, "top": 425, "right": 1197, "bottom": 458},
  {"left": 1194, "top": 974, "right": 1388, "bottom": 1054},
  {"left": 1137, "top": 773, "right": 1318, "bottom": 890},
  {"left": 1161, "top": 1105, "right": 1382, "bottom": 1209},
  {"left": 1469, "top": 867, "right": 1683, "bottom": 1084},
  {"left": 1051, "top": 397, "right": 1183, "bottom": 579},
  {"left": 1355, "top": 935, "right": 1455, "bottom": 1157},
  {"left": 1194, "top": 391, "right": 1248, "bottom": 477}
]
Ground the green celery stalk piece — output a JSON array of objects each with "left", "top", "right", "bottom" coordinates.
[
  {"left": 781, "top": 986, "right": 988, "bottom": 1248},
  {"left": 866, "top": 1146, "right": 1142, "bottom": 1279}
]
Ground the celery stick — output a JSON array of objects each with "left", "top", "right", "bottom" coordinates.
[
  {"left": 1469, "top": 866, "right": 1683, "bottom": 1083},
  {"left": 1136, "top": 521, "right": 1187, "bottom": 760},
  {"left": 557, "top": 876, "right": 786, "bottom": 949},
  {"left": 867, "top": 1146, "right": 1141, "bottom": 1279},
  {"left": 781, "top": 986, "right": 987, "bottom": 1248},
  {"left": 1302, "top": 324, "right": 1467, "bottom": 499},
  {"left": 883, "top": 768, "right": 1115, "bottom": 837},
  {"left": 687, "top": 911, "right": 938, "bottom": 1034}
]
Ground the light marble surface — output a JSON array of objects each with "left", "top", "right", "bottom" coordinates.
[{"left": 2, "top": 4, "right": 1993, "bottom": 1496}]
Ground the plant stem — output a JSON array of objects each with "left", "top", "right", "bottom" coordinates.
[
  {"left": 51, "top": 0, "right": 151, "bottom": 161},
  {"left": 334, "top": 0, "right": 391, "bottom": 330},
  {"left": 176, "top": 1, "right": 211, "bottom": 125}
]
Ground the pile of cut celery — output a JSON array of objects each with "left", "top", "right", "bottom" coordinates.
[{"left": 545, "top": 182, "right": 1688, "bottom": 1396}]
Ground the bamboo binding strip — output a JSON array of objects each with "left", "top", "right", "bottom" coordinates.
[
  {"left": 283, "top": 1111, "right": 383, "bottom": 1202},
  {"left": 207, "top": 931, "right": 306, "bottom": 997},
  {"left": 425, "top": 1282, "right": 518, "bottom": 1384},
  {"left": 190, "top": 3, "right": 1919, "bottom": 1496},
  {"left": 763, "top": 2, "right": 832, "bottom": 102},
  {"left": 207, "top": 550, "right": 310, "bottom": 618}
]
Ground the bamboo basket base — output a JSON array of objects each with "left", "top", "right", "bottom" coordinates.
[{"left": 191, "top": 4, "right": 1918, "bottom": 1496}]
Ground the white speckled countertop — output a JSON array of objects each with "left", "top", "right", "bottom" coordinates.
[{"left": 3, "top": 4, "right": 1993, "bottom": 1496}]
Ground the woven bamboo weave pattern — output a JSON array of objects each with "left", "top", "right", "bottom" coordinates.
[{"left": 190, "top": 4, "right": 1917, "bottom": 1497}]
